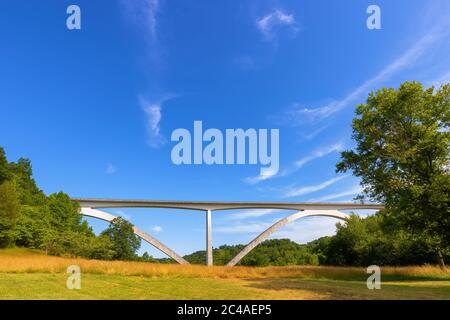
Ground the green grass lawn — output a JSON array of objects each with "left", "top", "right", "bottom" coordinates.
[
  {"left": 1, "top": 272, "right": 449, "bottom": 300},
  {"left": 0, "top": 249, "right": 449, "bottom": 300}
]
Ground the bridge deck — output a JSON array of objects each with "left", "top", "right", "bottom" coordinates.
[{"left": 73, "top": 198, "right": 384, "bottom": 211}]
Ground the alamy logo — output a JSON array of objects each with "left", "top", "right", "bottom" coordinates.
[
  {"left": 366, "top": 265, "right": 381, "bottom": 289},
  {"left": 66, "top": 5, "right": 81, "bottom": 30},
  {"left": 366, "top": 5, "right": 381, "bottom": 30},
  {"left": 171, "top": 121, "right": 279, "bottom": 176},
  {"left": 66, "top": 265, "right": 81, "bottom": 290}
]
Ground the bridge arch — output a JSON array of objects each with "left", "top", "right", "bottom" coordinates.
[
  {"left": 80, "top": 207, "right": 189, "bottom": 265},
  {"left": 226, "top": 210, "right": 350, "bottom": 266},
  {"left": 74, "top": 199, "right": 382, "bottom": 266}
]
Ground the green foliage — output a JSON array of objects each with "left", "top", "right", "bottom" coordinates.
[
  {"left": 139, "top": 251, "right": 161, "bottom": 263},
  {"left": 101, "top": 217, "right": 141, "bottom": 260},
  {"left": 8, "top": 158, "right": 46, "bottom": 206},
  {"left": 308, "top": 213, "right": 448, "bottom": 266},
  {"left": 47, "top": 192, "right": 82, "bottom": 233},
  {"left": 14, "top": 205, "right": 55, "bottom": 250},
  {"left": 184, "top": 239, "right": 319, "bottom": 266},
  {"left": 0, "top": 148, "right": 11, "bottom": 184},
  {"left": 0, "top": 147, "right": 117, "bottom": 260},
  {"left": 0, "top": 180, "right": 19, "bottom": 247},
  {"left": 336, "top": 82, "right": 450, "bottom": 266},
  {"left": 181, "top": 214, "right": 448, "bottom": 267}
]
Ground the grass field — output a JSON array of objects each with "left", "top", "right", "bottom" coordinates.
[{"left": 0, "top": 248, "right": 449, "bottom": 300}]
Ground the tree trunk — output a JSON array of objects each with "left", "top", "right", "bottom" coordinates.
[{"left": 437, "top": 249, "right": 446, "bottom": 270}]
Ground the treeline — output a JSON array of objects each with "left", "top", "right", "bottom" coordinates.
[
  {"left": 1, "top": 145, "right": 447, "bottom": 266},
  {"left": 308, "top": 214, "right": 448, "bottom": 266},
  {"left": 0, "top": 147, "right": 141, "bottom": 260},
  {"left": 183, "top": 239, "right": 318, "bottom": 266},
  {"left": 183, "top": 214, "right": 449, "bottom": 267}
]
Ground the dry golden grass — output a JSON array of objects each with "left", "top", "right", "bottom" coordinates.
[{"left": 0, "top": 248, "right": 448, "bottom": 281}]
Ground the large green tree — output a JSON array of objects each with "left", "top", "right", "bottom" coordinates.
[
  {"left": 101, "top": 217, "right": 141, "bottom": 260},
  {"left": 336, "top": 82, "right": 450, "bottom": 268}
]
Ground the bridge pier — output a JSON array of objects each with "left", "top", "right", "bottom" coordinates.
[{"left": 206, "top": 210, "right": 213, "bottom": 266}]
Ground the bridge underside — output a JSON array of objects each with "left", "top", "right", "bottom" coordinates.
[{"left": 76, "top": 199, "right": 383, "bottom": 266}]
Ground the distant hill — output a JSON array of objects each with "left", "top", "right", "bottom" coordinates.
[{"left": 183, "top": 239, "right": 319, "bottom": 266}]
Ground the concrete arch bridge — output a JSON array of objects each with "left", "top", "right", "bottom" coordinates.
[{"left": 73, "top": 198, "right": 384, "bottom": 266}]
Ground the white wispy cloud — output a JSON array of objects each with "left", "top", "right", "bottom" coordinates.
[
  {"left": 292, "top": 142, "right": 344, "bottom": 170},
  {"left": 151, "top": 225, "right": 163, "bottom": 233},
  {"left": 308, "top": 185, "right": 363, "bottom": 202},
  {"left": 106, "top": 163, "right": 118, "bottom": 174},
  {"left": 120, "top": 0, "right": 160, "bottom": 41},
  {"left": 244, "top": 142, "right": 343, "bottom": 184},
  {"left": 256, "top": 9, "right": 297, "bottom": 39},
  {"left": 140, "top": 97, "right": 164, "bottom": 147},
  {"left": 284, "top": 176, "right": 346, "bottom": 198},
  {"left": 272, "top": 217, "right": 342, "bottom": 243},
  {"left": 287, "top": 30, "right": 444, "bottom": 124},
  {"left": 224, "top": 209, "right": 281, "bottom": 221},
  {"left": 244, "top": 168, "right": 279, "bottom": 184},
  {"left": 140, "top": 95, "right": 176, "bottom": 148},
  {"left": 215, "top": 216, "right": 343, "bottom": 242}
]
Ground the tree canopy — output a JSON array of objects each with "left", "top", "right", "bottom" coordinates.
[
  {"left": 101, "top": 217, "right": 141, "bottom": 260},
  {"left": 336, "top": 82, "right": 449, "bottom": 268}
]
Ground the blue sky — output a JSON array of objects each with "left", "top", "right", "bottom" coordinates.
[{"left": 1, "top": 0, "right": 449, "bottom": 258}]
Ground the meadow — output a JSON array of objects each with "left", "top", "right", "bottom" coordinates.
[{"left": 0, "top": 248, "right": 449, "bottom": 300}]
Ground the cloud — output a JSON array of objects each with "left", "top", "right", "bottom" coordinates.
[
  {"left": 293, "top": 142, "right": 344, "bottom": 169},
  {"left": 106, "top": 163, "right": 117, "bottom": 174},
  {"left": 215, "top": 216, "right": 343, "bottom": 243},
  {"left": 302, "top": 125, "right": 329, "bottom": 140},
  {"left": 287, "top": 30, "right": 444, "bottom": 124},
  {"left": 140, "top": 97, "right": 164, "bottom": 147},
  {"left": 151, "top": 225, "right": 163, "bottom": 233},
  {"left": 308, "top": 185, "right": 363, "bottom": 202},
  {"left": 256, "top": 9, "right": 297, "bottom": 39},
  {"left": 140, "top": 94, "right": 176, "bottom": 148},
  {"left": 272, "top": 217, "right": 342, "bottom": 243},
  {"left": 120, "top": 0, "right": 160, "bottom": 41},
  {"left": 224, "top": 209, "right": 281, "bottom": 221},
  {"left": 244, "top": 142, "right": 343, "bottom": 184},
  {"left": 244, "top": 168, "right": 279, "bottom": 184},
  {"left": 284, "top": 176, "right": 346, "bottom": 198},
  {"left": 119, "top": 0, "right": 165, "bottom": 68}
]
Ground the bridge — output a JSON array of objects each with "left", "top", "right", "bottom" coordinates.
[{"left": 73, "top": 198, "right": 384, "bottom": 266}]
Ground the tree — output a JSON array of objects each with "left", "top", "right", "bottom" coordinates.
[
  {"left": 46, "top": 192, "right": 82, "bottom": 232},
  {"left": 308, "top": 213, "right": 439, "bottom": 266},
  {"left": 0, "top": 180, "right": 19, "bottom": 247},
  {"left": 101, "top": 217, "right": 141, "bottom": 260},
  {"left": 336, "top": 82, "right": 450, "bottom": 268},
  {"left": 0, "top": 148, "right": 10, "bottom": 184},
  {"left": 9, "top": 158, "right": 46, "bottom": 206}
]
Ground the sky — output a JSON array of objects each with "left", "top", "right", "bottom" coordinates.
[{"left": 0, "top": 0, "right": 449, "bottom": 258}]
